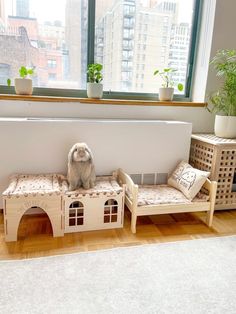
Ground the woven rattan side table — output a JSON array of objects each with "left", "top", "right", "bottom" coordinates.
[{"left": 190, "top": 134, "right": 236, "bottom": 210}]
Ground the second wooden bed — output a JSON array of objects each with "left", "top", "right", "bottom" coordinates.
[{"left": 116, "top": 169, "right": 217, "bottom": 233}]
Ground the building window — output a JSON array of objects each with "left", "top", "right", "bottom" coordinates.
[
  {"left": 48, "top": 73, "right": 57, "bottom": 80},
  {"left": 95, "top": 0, "right": 200, "bottom": 97},
  {"left": 47, "top": 60, "right": 57, "bottom": 68},
  {"left": 0, "top": 0, "right": 88, "bottom": 91},
  {"left": 69, "top": 201, "right": 84, "bottom": 226},
  {"left": 104, "top": 199, "right": 118, "bottom": 223},
  {"left": 0, "top": 64, "right": 10, "bottom": 85},
  {"left": 0, "top": 0, "right": 201, "bottom": 100}
]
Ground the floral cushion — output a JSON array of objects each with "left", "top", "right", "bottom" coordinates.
[
  {"left": 66, "top": 176, "right": 123, "bottom": 196},
  {"left": 126, "top": 184, "right": 209, "bottom": 206},
  {"left": 2, "top": 174, "right": 65, "bottom": 197},
  {"left": 3, "top": 174, "right": 122, "bottom": 198}
]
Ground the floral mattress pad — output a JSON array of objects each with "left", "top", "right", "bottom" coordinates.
[
  {"left": 127, "top": 184, "right": 209, "bottom": 206},
  {"left": 2, "top": 174, "right": 123, "bottom": 198}
]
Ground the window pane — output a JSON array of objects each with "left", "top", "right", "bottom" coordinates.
[
  {"left": 69, "top": 209, "right": 76, "bottom": 217},
  {"left": 0, "top": 0, "right": 88, "bottom": 89},
  {"left": 95, "top": 0, "right": 195, "bottom": 94},
  {"left": 69, "top": 218, "right": 76, "bottom": 226},
  {"left": 104, "top": 215, "right": 110, "bottom": 223}
]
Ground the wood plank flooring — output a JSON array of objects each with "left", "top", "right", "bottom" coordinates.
[{"left": 0, "top": 208, "right": 236, "bottom": 260}]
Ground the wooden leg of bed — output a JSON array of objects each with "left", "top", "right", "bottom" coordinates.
[
  {"left": 206, "top": 209, "right": 214, "bottom": 227},
  {"left": 131, "top": 214, "right": 137, "bottom": 234},
  {"left": 206, "top": 180, "right": 217, "bottom": 227}
]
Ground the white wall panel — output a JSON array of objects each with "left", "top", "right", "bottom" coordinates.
[{"left": 0, "top": 118, "right": 192, "bottom": 206}]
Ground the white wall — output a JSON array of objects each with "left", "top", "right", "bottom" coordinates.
[
  {"left": 206, "top": 0, "right": 236, "bottom": 95},
  {"left": 192, "top": 0, "right": 216, "bottom": 102},
  {"left": 0, "top": 119, "right": 192, "bottom": 205},
  {"left": 193, "top": 0, "right": 236, "bottom": 102},
  {"left": 0, "top": 100, "right": 214, "bottom": 133}
]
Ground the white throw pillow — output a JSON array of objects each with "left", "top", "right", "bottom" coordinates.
[{"left": 168, "top": 160, "right": 210, "bottom": 200}]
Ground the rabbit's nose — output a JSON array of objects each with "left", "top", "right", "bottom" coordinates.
[{"left": 79, "top": 150, "right": 85, "bottom": 157}]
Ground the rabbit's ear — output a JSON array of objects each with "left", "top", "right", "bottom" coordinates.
[
  {"left": 68, "top": 144, "right": 77, "bottom": 163},
  {"left": 85, "top": 146, "right": 94, "bottom": 163}
]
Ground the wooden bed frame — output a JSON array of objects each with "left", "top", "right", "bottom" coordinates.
[{"left": 117, "top": 169, "right": 217, "bottom": 234}]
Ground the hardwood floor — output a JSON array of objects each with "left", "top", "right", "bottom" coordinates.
[{"left": 0, "top": 208, "right": 236, "bottom": 260}]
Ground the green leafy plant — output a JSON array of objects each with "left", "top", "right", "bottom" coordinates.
[
  {"left": 87, "top": 63, "right": 103, "bottom": 83},
  {"left": 18, "top": 66, "right": 34, "bottom": 78},
  {"left": 208, "top": 49, "right": 236, "bottom": 116},
  {"left": 7, "top": 66, "right": 34, "bottom": 87},
  {"left": 153, "top": 68, "right": 183, "bottom": 91}
]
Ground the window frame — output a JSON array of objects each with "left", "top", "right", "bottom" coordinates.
[
  {"left": 0, "top": 0, "right": 203, "bottom": 101},
  {"left": 104, "top": 199, "right": 118, "bottom": 224},
  {"left": 69, "top": 201, "right": 84, "bottom": 226}
]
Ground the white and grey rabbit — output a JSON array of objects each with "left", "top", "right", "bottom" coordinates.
[{"left": 67, "top": 143, "right": 96, "bottom": 191}]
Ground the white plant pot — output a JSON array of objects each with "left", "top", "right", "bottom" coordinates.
[
  {"left": 14, "top": 78, "right": 33, "bottom": 95},
  {"left": 214, "top": 114, "right": 236, "bottom": 139},
  {"left": 87, "top": 82, "right": 103, "bottom": 99},
  {"left": 159, "top": 87, "right": 174, "bottom": 101}
]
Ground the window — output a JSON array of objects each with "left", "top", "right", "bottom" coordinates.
[
  {"left": 95, "top": 0, "right": 201, "bottom": 97},
  {"left": 47, "top": 60, "right": 57, "bottom": 68},
  {"left": 48, "top": 73, "right": 57, "bottom": 80},
  {"left": 69, "top": 201, "right": 84, "bottom": 226},
  {"left": 0, "top": 64, "right": 10, "bottom": 85},
  {"left": 104, "top": 199, "right": 118, "bottom": 223},
  {"left": 0, "top": 0, "right": 88, "bottom": 91},
  {"left": 0, "top": 0, "right": 202, "bottom": 100}
]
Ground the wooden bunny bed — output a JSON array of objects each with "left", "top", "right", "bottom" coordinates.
[{"left": 117, "top": 169, "right": 217, "bottom": 233}]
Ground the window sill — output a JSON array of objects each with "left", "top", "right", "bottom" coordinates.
[{"left": 0, "top": 94, "right": 206, "bottom": 107}]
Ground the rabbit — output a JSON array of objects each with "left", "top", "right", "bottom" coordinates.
[{"left": 67, "top": 143, "right": 96, "bottom": 191}]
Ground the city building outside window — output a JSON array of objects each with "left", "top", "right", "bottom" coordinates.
[
  {"left": 48, "top": 73, "right": 56, "bottom": 80},
  {"left": 0, "top": 0, "right": 201, "bottom": 100},
  {"left": 47, "top": 59, "right": 57, "bottom": 68}
]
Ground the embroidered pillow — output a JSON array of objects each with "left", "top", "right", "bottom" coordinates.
[{"left": 167, "top": 160, "right": 210, "bottom": 200}]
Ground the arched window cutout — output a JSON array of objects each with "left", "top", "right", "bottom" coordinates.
[
  {"left": 69, "top": 201, "right": 84, "bottom": 226},
  {"left": 104, "top": 199, "right": 118, "bottom": 223}
]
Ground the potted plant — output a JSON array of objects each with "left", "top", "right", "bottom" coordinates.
[
  {"left": 208, "top": 49, "right": 236, "bottom": 138},
  {"left": 87, "top": 63, "right": 103, "bottom": 99},
  {"left": 153, "top": 68, "right": 183, "bottom": 101},
  {"left": 8, "top": 66, "right": 34, "bottom": 95}
]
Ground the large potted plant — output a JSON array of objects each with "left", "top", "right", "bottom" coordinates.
[
  {"left": 209, "top": 49, "right": 236, "bottom": 138},
  {"left": 87, "top": 63, "right": 103, "bottom": 99},
  {"left": 8, "top": 66, "right": 34, "bottom": 95},
  {"left": 153, "top": 68, "right": 183, "bottom": 101}
]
